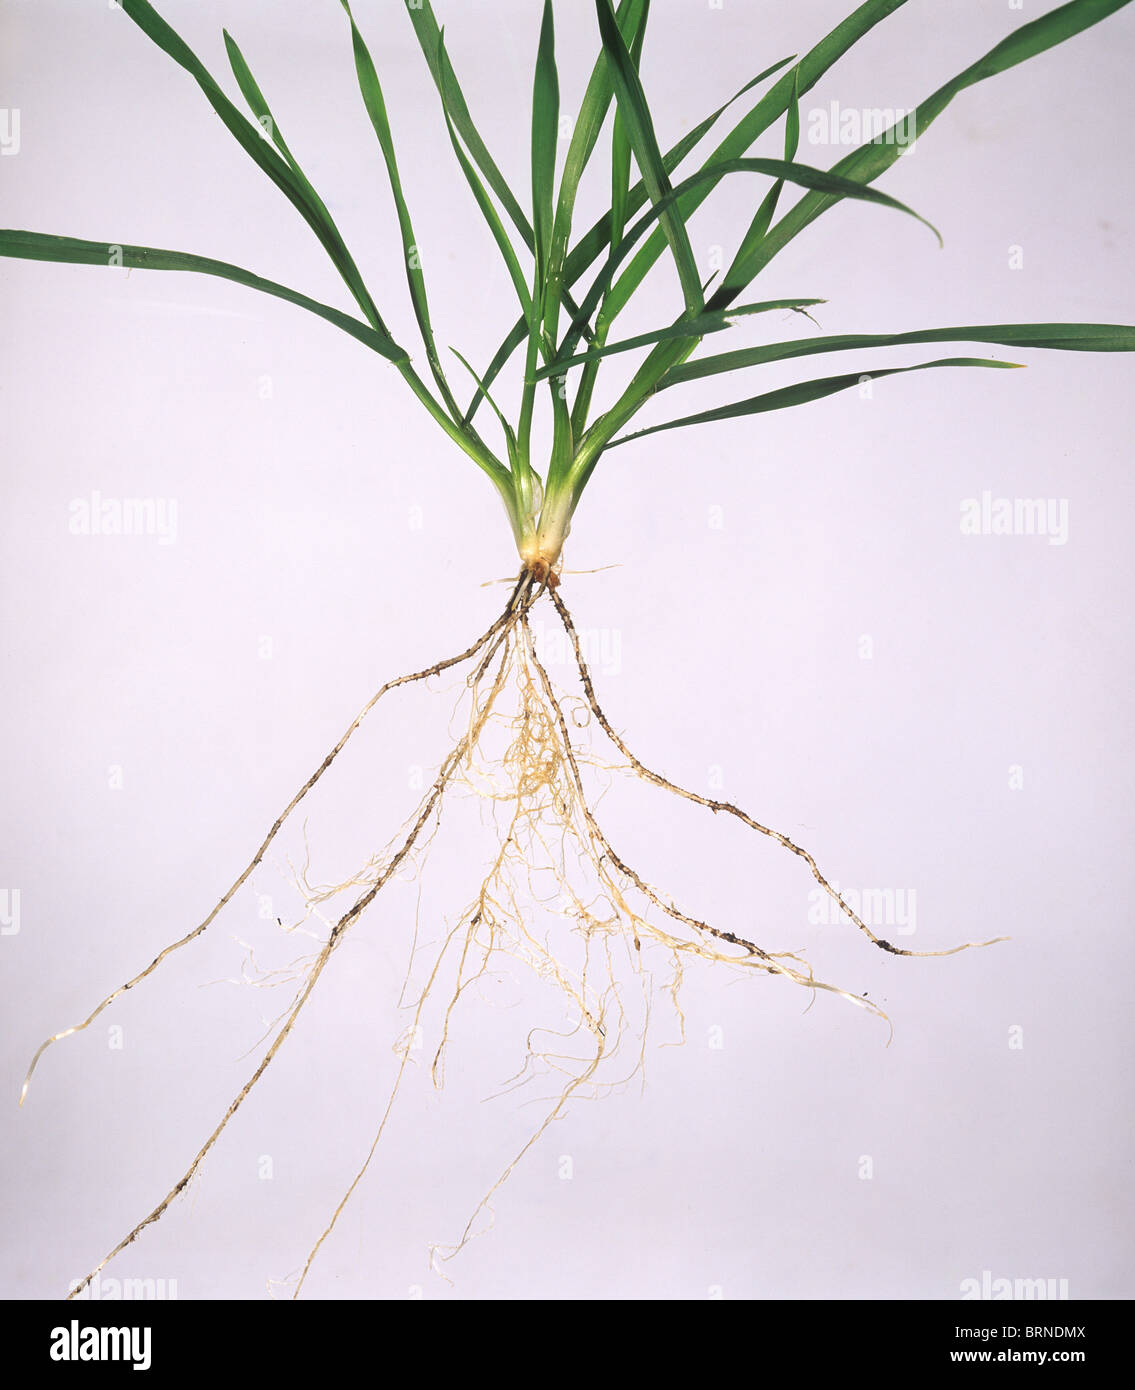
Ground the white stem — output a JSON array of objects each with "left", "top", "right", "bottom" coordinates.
[{"left": 518, "top": 485, "right": 573, "bottom": 579}]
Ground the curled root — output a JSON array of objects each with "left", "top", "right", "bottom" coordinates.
[{"left": 40, "top": 571, "right": 1004, "bottom": 1299}]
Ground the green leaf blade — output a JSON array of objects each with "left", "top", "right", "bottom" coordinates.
[
  {"left": 566, "top": 1, "right": 910, "bottom": 335},
  {"left": 594, "top": 0, "right": 703, "bottom": 317},
  {"left": 405, "top": 0, "right": 534, "bottom": 251},
  {"left": 545, "top": 0, "right": 646, "bottom": 344},
  {"left": 477, "top": 50, "right": 798, "bottom": 431},
  {"left": 532, "top": 0, "right": 561, "bottom": 289},
  {"left": 608, "top": 356, "right": 1023, "bottom": 446},
  {"left": 119, "top": 0, "right": 387, "bottom": 336},
  {"left": 435, "top": 41, "right": 532, "bottom": 327},
  {"left": 0, "top": 228, "right": 408, "bottom": 361},
  {"left": 557, "top": 155, "right": 937, "bottom": 368},
  {"left": 222, "top": 30, "right": 297, "bottom": 167},
  {"left": 562, "top": 50, "right": 797, "bottom": 290},
  {"left": 537, "top": 298, "right": 826, "bottom": 378},
  {"left": 716, "top": 0, "right": 1135, "bottom": 300},
  {"left": 339, "top": 0, "right": 459, "bottom": 419},
  {"left": 665, "top": 322, "right": 1135, "bottom": 388}
]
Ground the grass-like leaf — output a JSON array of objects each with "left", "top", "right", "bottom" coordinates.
[
  {"left": 223, "top": 30, "right": 304, "bottom": 172},
  {"left": 534, "top": 298, "right": 827, "bottom": 376},
  {"left": 13, "top": 0, "right": 1132, "bottom": 563},
  {"left": 575, "top": 0, "right": 910, "bottom": 333},
  {"left": 0, "top": 229, "right": 406, "bottom": 361},
  {"left": 518, "top": 0, "right": 567, "bottom": 508},
  {"left": 118, "top": 0, "right": 387, "bottom": 337},
  {"left": 470, "top": 51, "right": 796, "bottom": 429},
  {"left": 725, "top": 65, "right": 801, "bottom": 285},
  {"left": 594, "top": 0, "right": 704, "bottom": 317},
  {"left": 664, "top": 322, "right": 1135, "bottom": 387},
  {"left": 532, "top": 0, "right": 560, "bottom": 292},
  {"left": 563, "top": 51, "right": 797, "bottom": 287},
  {"left": 450, "top": 348, "right": 520, "bottom": 468},
  {"left": 405, "top": 0, "right": 533, "bottom": 250},
  {"left": 606, "top": 356, "right": 1022, "bottom": 447},
  {"left": 419, "top": 6, "right": 608, "bottom": 428},
  {"left": 608, "top": 42, "right": 636, "bottom": 253},
  {"left": 571, "top": 1, "right": 649, "bottom": 435},
  {"left": 436, "top": 36, "right": 532, "bottom": 326},
  {"left": 339, "top": 0, "right": 460, "bottom": 421},
  {"left": 551, "top": 155, "right": 939, "bottom": 372},
  {"left": 545, "top": 0, "right": 646, "bottom": 343},
  {"left": 712, "top": 0, "right": 1135, "bottom": 301},
  {"left": 572, "top": 0, "right": 1135, "bottom": 478}
]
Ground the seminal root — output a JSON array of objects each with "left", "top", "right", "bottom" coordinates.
[
  {"left": 43, "top": 571, "right": 1006, "bottom": 1299},
  {"left": 545, "top": 587, "right": 1008, "bottom": 963},
  {"left": 19, "top": 572, "right": 531, "bottom": 1111}
]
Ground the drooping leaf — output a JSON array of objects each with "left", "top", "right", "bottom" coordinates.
[
  {"left": 606, "top": 357, "right": 1023, "bottom": 447},
  {"left": 712, "top": 0, "right": 1135, "bottom": 301},
  {"left": 664, "top": 322, "right": 1135, "bottom": 388},
  {"left": 119, "top": 0, "right": 386, "bottom": 335},
  {"left": 554, "top": 155, "right": 939, "bottom": 368},
  {"left": 0, "top": 228, "right": 407, "bottom": 360},
  {"left": 570, "top": 0, "right": 1135, "bottom": 478},
  {"left": 568, "top": 0, "right": 910, "bottom": 329}
]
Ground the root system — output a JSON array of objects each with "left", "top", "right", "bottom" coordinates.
[{"left": 28, "top": 572, "right": 1006, "bottom": 1298}]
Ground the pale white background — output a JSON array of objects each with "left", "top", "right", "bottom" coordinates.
[{"left": 1, "top": 0, "right": 1133, "bottom": 1300}]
